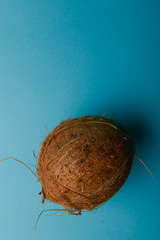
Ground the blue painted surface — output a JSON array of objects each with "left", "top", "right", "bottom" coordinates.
[{"left": 0, "top": 1, "right": 160, "bottom": 239}]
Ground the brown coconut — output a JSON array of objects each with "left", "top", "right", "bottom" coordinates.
[{"left": 37, "top": 116, "right": 134, "bottom": 214}]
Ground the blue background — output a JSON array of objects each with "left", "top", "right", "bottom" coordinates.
[{"left": 0, "top": 0, "right": 160, "bottom": 239}]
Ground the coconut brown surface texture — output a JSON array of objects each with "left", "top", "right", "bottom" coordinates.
[{"left": 37, "top": 116, "right": 134, "bottom": 214}]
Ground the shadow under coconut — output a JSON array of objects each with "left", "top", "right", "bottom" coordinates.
[
  {"left": 96, "top": 107, "right": 154, "bottom": 147},
  {"left": 118, "top": 116, "right": 155, "bottom": 179}
]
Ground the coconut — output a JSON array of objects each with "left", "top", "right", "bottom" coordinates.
[{"left": 37, "top": 116, "right": 134, "bottom": 214}]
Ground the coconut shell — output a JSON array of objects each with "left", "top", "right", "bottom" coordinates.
[{"left": 37, "top": 116, "right": 134, "bottom": 214}]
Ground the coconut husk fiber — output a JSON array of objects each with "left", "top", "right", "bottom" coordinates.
[{"left": 37, "top": 116, "right": 134, "bottom": 214}]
